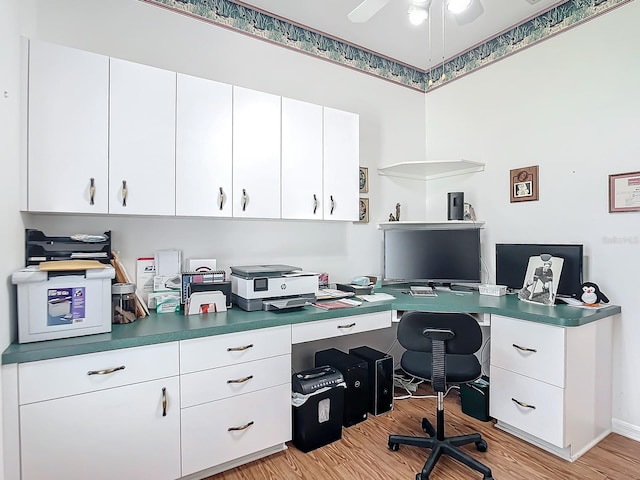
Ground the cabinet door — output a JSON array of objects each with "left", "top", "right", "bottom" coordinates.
[
  {"left": 323, "top": 107, "right": 359, "bottom": 221},
  {"left": 20, "top": 377, "right": 181, "bottom": 480},
  {"left": 281, "top": 98, "right": 323, "bottom": 219},
  {"left": 27, "top": 40, "right": 109, "bottom": 213},
  {"left": 109, "top": 58, "right": 176, "bottom": 215},
  {"left": 232, "top": 86, "right": 281, "bottom": 218},
  {"left": 176, "top": 73, "right": 233, "bottom": 217}
]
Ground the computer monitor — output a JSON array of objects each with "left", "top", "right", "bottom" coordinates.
[
  {"left": 383, "top": 228, "right": 481, "bottom": 285},
  {"left": 495, "top": 243, "right": 584, "bottom": 297}
]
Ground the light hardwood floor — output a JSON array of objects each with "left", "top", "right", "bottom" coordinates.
[{"left": 212, "top": 386, "right": 640, "bottom": 480}]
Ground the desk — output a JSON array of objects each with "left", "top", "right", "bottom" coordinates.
[{"left": 1, "top": 292, "right": 620, "bottom": 478}]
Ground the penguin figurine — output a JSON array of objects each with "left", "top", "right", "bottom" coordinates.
[{"left": 580, "top": 282, "right": 609, "bottom": 306}]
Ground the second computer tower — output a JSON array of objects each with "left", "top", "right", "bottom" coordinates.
[
  {"left": 349, "top": 346, "right": 394, "bottom": 416},
  {"left": 315, "top": 348, "right": 369, "bottom": 427}
]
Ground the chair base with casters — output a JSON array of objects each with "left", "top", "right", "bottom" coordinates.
[
  {"left": 388, "top": 392, "right": 492, "bottom": 480},
  {"left": 387, "top": 311, "right": 494, "bottom": 480}
]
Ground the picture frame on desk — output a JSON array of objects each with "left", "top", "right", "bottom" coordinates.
[
  {"left": 609, "top": 171, "right": 640, "bottom": 213},
  {"left": 510, "top": 166, "right": 539, "bottom": 203}
]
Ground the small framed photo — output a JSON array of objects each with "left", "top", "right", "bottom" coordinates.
[
  {"left": 359, "top": 167, "right": 369, "bottom": 193},
  {"left": 510, "top": 166, "right": 539, "bottom": 203},
  {"left": 358, "top": 198, "right": 369, "bottom": 223},
  {"left": 609, "top": 171, "right": 640, "bottom": 213}
]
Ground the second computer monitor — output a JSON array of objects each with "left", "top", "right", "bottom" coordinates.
[{"left": 496, "top": 243, "right": 584, "bottom": 297}]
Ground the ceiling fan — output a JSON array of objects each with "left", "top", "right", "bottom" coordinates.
[{"left": 348, "top": 0, "right": 484, "bottom": 26}]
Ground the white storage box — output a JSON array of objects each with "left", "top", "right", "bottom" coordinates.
[
  {"left": 478, "top": 284, "right": 507, "bottom": 296},
  {"left": 12, "top": 265, "right": 115, "bottom": 343}
]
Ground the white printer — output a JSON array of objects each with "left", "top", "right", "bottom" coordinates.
[{"left": 230, "top": 265, "right": 318, "bottom": 311}]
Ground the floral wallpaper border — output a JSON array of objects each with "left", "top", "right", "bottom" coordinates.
[{"left": 141, "top": 0, "right": 632, "bottom": 92}]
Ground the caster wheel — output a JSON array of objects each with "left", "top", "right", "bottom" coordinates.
[
  {"left": 421, "top": 418, "right": 436, "bottom": 437},
  {"left": 475, "top": 439, "right": 488, "bottom": 452},
  {"left": 415, "top": 473, "right": 428, "bottom": 480},
  {"left": 388, "top": 441, "right": 399, "bottom": 451},
  {"left": 483, "top": 477, "right": 494, "bottom": 480}
]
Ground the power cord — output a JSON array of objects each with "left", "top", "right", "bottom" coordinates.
[{"left": 393, "top": 372, "right": 459, "bottom": 400}]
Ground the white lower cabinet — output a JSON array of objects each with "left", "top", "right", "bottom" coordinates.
[
  {"left": 179, "top": 326, "right": 292, "bottom": 477},
  {"left": 181, "top": 383, "right": 291, "bottom": 476},
  {"left": 18, "top": 343, "right": 181, "bottom": 480},
  {"left": 489, "top": 314, "right": 613, "bottom": 461}
]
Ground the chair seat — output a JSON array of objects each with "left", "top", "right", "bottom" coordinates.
[{"left": 402, "top": 351, "right": 481, "bottom": 384}]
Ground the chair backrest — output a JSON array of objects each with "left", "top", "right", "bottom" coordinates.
[{"left": 397, "top": 311, "right": 482, "bottom": 355}]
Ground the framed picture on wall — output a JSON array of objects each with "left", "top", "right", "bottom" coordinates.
[
  {"left": 609, "top": 171, "right": 640, "bottom": 213},
  {"left": 510, "top": 166, "right": 539, "bottom": 203},
  {"left": 358, "top": 198, "right": 369, "bottom": 223},
  {"left": 359, "top": 167, "right": 369, "bottom": 193}
]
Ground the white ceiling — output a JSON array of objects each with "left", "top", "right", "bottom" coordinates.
[{"left": 238, "top": 0, "right": 568, "bottom": 70}]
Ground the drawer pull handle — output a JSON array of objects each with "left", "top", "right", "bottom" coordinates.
[
  {"left": 89, "top": 177, "right": 95, "bottom": 205},
  {"left": 330, "top": 195, "right": 335, "bottom": 215},
  {"left": 313, "top": 194, "right": 318, "bottom": 214},
  {"left": 338, "top": 323, "right": 356, "bottom": 329},
  {"left": 121, "top": 180, "right": 128, "bottom": 207},
  {"left": 512, "top": 398, "right": 536, "bottom": 409},
  {"left": 87, "top": 365, "right": 125, "bottom": 376},
  {"left": 162, "top": 387, "right": 167, "bottom": 417},
  {"left": 228, "top": 421, "right": 254, "bottom": 432},
  {"left": 242, "top": 188, "right": 248, "bottom": 211},
  {"left": 512, "top": 344, "right": 537, "bottom": 353},
  {"left": 227, "top": 375, "right": 254, "bottom": 384},
  {"left": 227, "top": 344, "right": 254, "bottom": 352},
  {"left": 218, "top": 187, "right": 225, "bottom": 210}
]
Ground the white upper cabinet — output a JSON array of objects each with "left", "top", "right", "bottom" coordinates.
[
  {"left": 27, "top": 40, "right": 109, "bottom": 213},
  {"left": 232, "top": 86, "right": 281, "bottom": 219},
  {"left": 176, "top": 73, "right": 233, "bottom": 217},
  {"left": 109, "top": 58, "right": 176, "bottom": 215},
  {"left": 281, "top": 98, "right": 323, "bottom": 220},
  {"left": 323, "top": 107, "right": 359, "bottom": 221}
]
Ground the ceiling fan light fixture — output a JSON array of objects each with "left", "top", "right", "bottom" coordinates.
[
  {"left": 407, "top": 5, "right": 429, "bottom": 26},
  {"left": 450, "top": 0, "right": 483, "bottom": 25},
  {"left": 446, "top": 0, "right": 472, "bottom": 14}
]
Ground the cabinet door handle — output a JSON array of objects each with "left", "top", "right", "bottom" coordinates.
[
  {"left": 330, "top": 195, "right": 335, "bottom": 215},
  {"left": 511, "top": 397, "right": 536, "bottom": 409},
  {"left": 313, "top": 194, "right": 318, "bottom": 214},
  {"left": 228, "top": 420, "right": 254, "bottom": 432},
  {"left": 242, "top": 188, "right": 248, "bottom": 211},
  {"left": 87, "top": 365, "right": 125, "bottom": 376},
  {"left": 89, "top": 178, "right": 95, "bottom": 205},
  {"left": 227, "top": 344, "right": 254, "bottom": 352},
  {"left": 338, "top": 323, "right": 356, "bottom": 329},
  {"left": 218, "top": 187, "right": 225, "bottom": 210},
  {"left": 227, "top": 375, "right": 254, "bottom": 384},
  {"left": 512, "top": 343, "right": 537, "bottom": 353},
  {"left": 121, "top": 180, "right": 128, "bottom": 207},
  {"left": 162, "top": 387, "right": 167, "bottom": 417}
]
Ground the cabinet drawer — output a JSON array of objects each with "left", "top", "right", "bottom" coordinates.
[
  {"left": 181, "top": 354, "right": 291, "bottom": 407},
  {"left": 180, "top": 325, "right": 291, "bottom": 374},
  {"left": 490, "top": 315, "right": 565, "bottom": 387},
  {"left": 19, "top": 342, "right": 179, "bottom": 404},
  {"left": 490, "top": 366, "right": 565, "bottom": 447},
  {"left": 292, "top": 311, "right": 391, "bottom": 344},
  {"left": 181, "top": 383, "right": 291, "bottom": 476}
]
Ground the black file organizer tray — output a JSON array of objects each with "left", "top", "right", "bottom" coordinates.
[{"left": 25, "top": 229, "right": 112, "bottom": 266}]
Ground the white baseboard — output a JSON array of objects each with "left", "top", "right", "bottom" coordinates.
[{"left": 612, "top": 418, "right": 640, "bottom": 442}]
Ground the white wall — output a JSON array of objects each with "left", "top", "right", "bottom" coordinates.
[
  {"left": 425, "top": 1, "right": 640, "bottom": 434},
  {"left": 21, "top": 0, "right": 428, "bottom": 283}
]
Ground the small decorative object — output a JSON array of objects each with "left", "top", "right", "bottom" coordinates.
[
  {"left": 388, "top": 203, "right": 400, "bottom": 221},
  {"left": 359, "top": 167, "right": 369, "bottom": 193},
  {"left": 358, "top": 198, "right": 369, "bottom": 223},
  {"left": 579, "top": 282, "right": 609, "bottom": 306},
  {"left": 608, "top": 171, "right": 640, "bottom": 213},
  {"left": 510, "top": 166, "right": 539, "bottom": 203},
  {"left": 463, "top": 202, "right": 476, "bottom": 221}
]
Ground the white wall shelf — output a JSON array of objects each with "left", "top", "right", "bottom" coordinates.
[
  {"left": 377, "top": 221, "right": 485, "bottom": 230},
  {"left": 377, "top": 160, "right": 485, "bottom": 181}
]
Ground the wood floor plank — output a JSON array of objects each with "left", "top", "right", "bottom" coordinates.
[{"left": 212, "top": 386, "right": 640, "bottom": 480}]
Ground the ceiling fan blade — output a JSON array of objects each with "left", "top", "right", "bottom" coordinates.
[{"left": 348, "top": 0, "right": 390, "bottom": 23}]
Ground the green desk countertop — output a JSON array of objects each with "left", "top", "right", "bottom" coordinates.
[{"left": 2, "top": 290, "right": 620, "bottom": 365}]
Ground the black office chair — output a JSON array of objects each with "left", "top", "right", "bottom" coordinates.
[{"left": 388, "top": 312, "right": 493, "bottom": 480}]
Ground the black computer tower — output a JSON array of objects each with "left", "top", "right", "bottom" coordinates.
[
  {"left": 349, "top": 346, "right": 394, "bottom": 416},
  {"left": 315, "top": 348, "right": 369, "bottom": 427}
]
